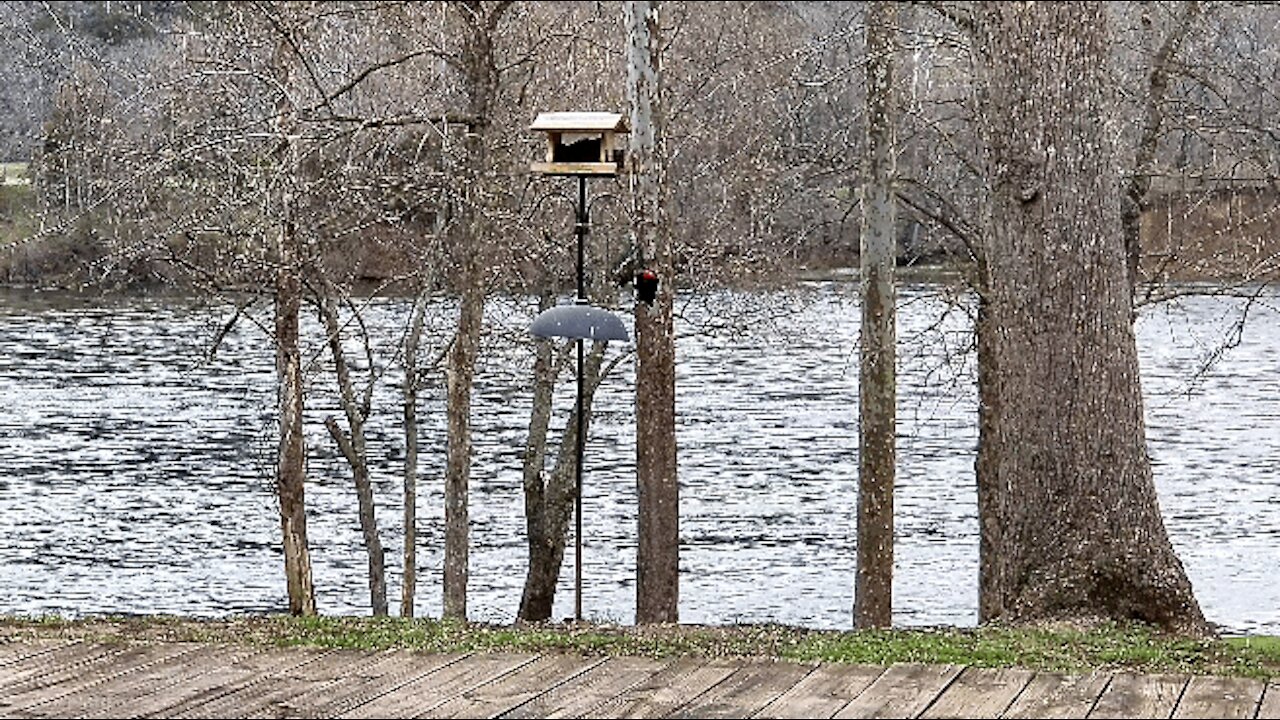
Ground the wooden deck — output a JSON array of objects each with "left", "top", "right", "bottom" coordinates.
[{"left": 0, "top": 639, "right": 1275, "bottom": 718}]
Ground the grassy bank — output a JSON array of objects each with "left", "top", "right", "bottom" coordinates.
[{"left": 2, "top": 615, "right": 1277, "bottom": 679}]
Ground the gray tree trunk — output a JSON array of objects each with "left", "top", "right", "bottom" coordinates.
[
  {"left": 400, "top": 292, "right": 428, "bottom": 618},
  {"left": 855, "top": 0, "right": 897, "bottom": 630},
  {"left": 319, "top": 294, "right": 387, "bottom": 617},
  {"left": 972, "top": 2, "right": 1207, "bottom": 634},
  {"left": 271, "top": 32, "right": 315, "bottom": 618},
  {"left": 626, "top": 0, "right": 678, "bottom": 625}
]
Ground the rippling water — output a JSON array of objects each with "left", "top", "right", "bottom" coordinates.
[{"left": 0, "top": 282, "right": 1276, "bottom": 633}]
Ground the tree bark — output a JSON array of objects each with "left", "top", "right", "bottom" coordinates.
[
  {"left": 855, "top": 0, "right": 897, "bottom": 630},
  {"left": 271, "top": 31, "right": 315, "bottom": 618},
  {"left": 627, "top": 0, "right": 678, "bottom": 626},
  {"left": 972, "top": 2, "right": 1206, "bottom": 634}
]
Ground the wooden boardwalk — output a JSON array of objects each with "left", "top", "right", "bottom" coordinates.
[{"left": 0, "top": 639, "right": 1276, "bottom": 718}]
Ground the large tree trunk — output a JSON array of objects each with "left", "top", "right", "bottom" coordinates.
[
  {"left": 626, "top": 0, "right": 678, "bottom": 625},
  {"left": 271, "top": 33, "right": 315, "bottom": 618},
  {"left": 972, "top": 2, "right": 1206, "bottom": 634},
  {"left": 854, "top": 0, "right": 897, "bottom": 630}
]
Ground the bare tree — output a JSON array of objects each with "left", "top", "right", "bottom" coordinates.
[
  {"left": 319, "top": 293, "right": 388, "bottom": 617},
  {"left": 268, "top": 14, "right": 317, "bottom": 617},
  {"left": 971, "top": 1, "right": 1206, "bottom": 633}
]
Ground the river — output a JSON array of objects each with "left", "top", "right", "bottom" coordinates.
[{"left": 0, "top": 281, "right": 1276, "bottom": 634}]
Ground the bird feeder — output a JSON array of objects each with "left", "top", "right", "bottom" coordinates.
[{"left": 530, "top": 111, "right": 629, "bottom": 176}]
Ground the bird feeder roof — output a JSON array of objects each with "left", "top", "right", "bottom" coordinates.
[{"left": 530, "top": 112, "right": 629, "bottom": 133}]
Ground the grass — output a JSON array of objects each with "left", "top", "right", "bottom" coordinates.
[{"left": 2, "top": 614, "right": 1277, "bottom": 679}]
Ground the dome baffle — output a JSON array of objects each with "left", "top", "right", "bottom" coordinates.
[{"left": 529, "top": 303, "right": 629, "bottom": 341}]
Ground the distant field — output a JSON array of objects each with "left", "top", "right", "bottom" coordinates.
[{"left": 1, "top": 162, "right": 30, "bottom": 185}]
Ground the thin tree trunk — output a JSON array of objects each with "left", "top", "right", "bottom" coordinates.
[
  {"left": 972, "top": 2, "right": 1206, "bottom": 634},
  {"left": 400, "top": 292, "right": 427, "bottom": 618},
  {"left": 443, "top": 282, "right": 483, "bottom": 621},
  {"left": 271, "top": 32, "right": 315, "bottom": 618},
  {"left": 854, "top": 0, "right": 897, "bottom": 630},
  {"left": 319, "top": 294, "right": 387, "bottom": 617},
  {"left": 627, "top": 0, "right": 678, "bottom": 625}
]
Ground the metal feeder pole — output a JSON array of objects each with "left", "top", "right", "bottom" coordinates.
[{"left": 574, "top": 174, "right": 587, "bottom": 623}]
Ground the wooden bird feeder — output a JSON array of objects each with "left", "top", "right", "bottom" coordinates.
[{"left": 530, "top": 111, "right": 629, "bottom": 176}]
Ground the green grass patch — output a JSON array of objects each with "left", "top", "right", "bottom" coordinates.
[{"left": 1, "top": 614, "right": 1276, "bottom": 679}]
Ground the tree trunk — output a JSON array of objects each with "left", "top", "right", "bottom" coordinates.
[
  {"left": 443, "top": 282, "right": 483, "bottom": 621},
  {"left": 854, "top": 0, "right": 897, "bottom": 630},
  {"left": 401, "top": 292, "right": 428, "bottom": 618},
  {"left": 271, "top": 33, "right": 315, "bottom": 618},
  {"left": 518, "top": 300, "right": 559, "bottom": 622},
  {"left": 972, "top": 2, "right": 1206, "bottom": 634},
  {"left": 319, "top": 294, "right": 387, "bottom": 617},
  {"left": 518, "top": 324, "right": 608, "bottom": 623},
  {"left": 439, "top": 0, "right": 508, "bottom": 623},
  {"left": 627, "top": 0, "right": 678, "bottom": 625}
]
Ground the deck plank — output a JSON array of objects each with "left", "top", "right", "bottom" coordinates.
[
  {"left": 22, "top": 644, "right": 261, "bottom": 719},
  {"left": 587, "top": 657, "right": 741, "bottom": 719},
  {"left": 833, "top": 663, "right": 962, "bottom": 719},
  {"left": 421, "top": 653, "right": 604, "bottom": 719},
  {"left": 501, "top": 655, "right": 672, "bottom": 719},
  {"left": 920, "top": 666, "right": 1034, "bottom": 719},
  {"left": 95, "top": 645, "right": 329, "bottom": 719},
  {"left": 338, "top": 652, "right": 539, "bottom": 719},
  {"left": 1258, "top": 682, "right": 1280, "bottom": 719},
  {"left": 1, "top": 642, "right": 199, "bottom": 715},
  {"left": 755, "top": 663, "right": 885, "bottom": 719},
  {"left": 0, "top": 642, "right": 124, "bottom": 692},
  {"left": 165, "top": 646, "right": 339, "bottom": 719},
  {"left": 667, "top": 659, "right": 813, "bottom": 719},
  {"left": 255, "top": 650, "right": 467, "bottom": 719},
  {"left": 164, "top": 647, "right": 452, "bottom": 719},
  {"left": 0, "top": 640, "right": 69, "bottom": 668},
  {"left": 1172, "top": 675, "right": 1265, "bottom": 719},
  {"left": 0, "top": 642, "right": 136, "bottom": 700},
  {"left": 1003, "top": 671, "right": 1111, "bottom": 719},
  {"left": 1088, "top": 672, "right": 1188, "bottom": 719}
]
